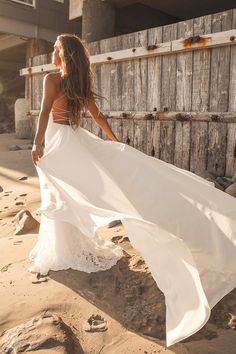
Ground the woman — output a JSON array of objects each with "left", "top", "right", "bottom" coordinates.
[{"left": 29, "top": 33, "right": 236, "bottom": 347}]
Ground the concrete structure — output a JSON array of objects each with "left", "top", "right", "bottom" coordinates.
[
  {"left": 70, "top": 0, "right": 236, "bottom": 42},
  {"left": 0, "top": 0, "right": 81, "bottom": 133},
  {"left": 15, "top": 98, "right": 30, "bottom": 138}
]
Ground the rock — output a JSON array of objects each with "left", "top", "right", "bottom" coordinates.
[
  {"left": 228, "top": 313, "right": 236, "bottom": 330},
  {"left": 19, "top": 144, "right": 33, "bottom": 150},
  {"left": 205, "top": 178, "right": 224, "bottom": 191},
  {"left": 0, "top": 313, "right": 83, "bottom": 353},
  {"left": 84, "top": 314, "right": 108, "bottom": 332},
  {"left": 17, "top": 176, "right": 28, "bottom": 181},
  {"left": 225, "top": 182, "right": 236, "bottom": 198},
  {"left": 15, "top": 201, "right": 24, "bottom": 205},
  {"left": 8, "top": 144, "right": 21, "bottom": 151},
  {"left": 216, "top": 177, "right": 234, "bottom": 190},
  {"left": 107, "top": 219, "right": 122, "bottom": 228},
  {"left": 197, "top": 170, "right": 217, "bottom": 180},
  {"left": 13, "top": 209, "right": 39, "bottom": 235},
  {"left": 232, "top": 172, "right": 236, "bottom": 183}
]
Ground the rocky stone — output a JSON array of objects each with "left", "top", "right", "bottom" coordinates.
[
  {"left": 0, "top": 313, "right": 83, "bottom": 353},
  {"left": 107, "top": 219, "right": 122, "bottom": 228},
  {"left": 225, "top": 182, "right": 236, "bottom": 198},
  {"left": 216, "top": 177, "right": 233, "bottom": 190},
  {"left": 84, "top": 314, "right": 108, "bottom": 332},
  {"left": 232, "top": 172, "right": 236, "bottom": 183},
  {"left": 205, "top": 178, "right": 224, "bottom": 191},
  {"left": 8, "top": 144, "right": 21, "bottom": 151},
  {"left": 228, "top": 313, "right": 236, "bottom": 330},
  {"left": 13, "top": 209, "right": 39, "bottom": 235},
  {"left": 17, "top": 176, "right": 28, "bottom": 181},
  {"left": 19, "top": 143, "right": 33, "bottom": 150}
]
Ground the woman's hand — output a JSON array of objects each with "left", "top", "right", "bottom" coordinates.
[{"left": 31, "top": 143, "right": 44, "bottom": 166}]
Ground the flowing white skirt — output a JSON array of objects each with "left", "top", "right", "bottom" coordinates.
[{"left": 28, "top": 111, "right": 236, "bottom": 347}]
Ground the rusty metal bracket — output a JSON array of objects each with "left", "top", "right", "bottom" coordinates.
[
  {"left": 186, "top": 35, "right": 202, "bottom": 44},
  {"left": 147, "top": 44, "right": 159, "bottom": 50}
]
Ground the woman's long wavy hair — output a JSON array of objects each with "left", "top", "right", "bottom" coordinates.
[{"left": 56, "top": 33, "right": 106, "bottom": 129}]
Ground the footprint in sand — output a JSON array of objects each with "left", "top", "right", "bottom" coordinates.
[
  {"left": 19, "top": 193, "right": 27, "bottom": 197},
  {"left": 15, "top": 202, "right": 24, "bottom": 206},
  {"left": 1, "top": 263, "right": 12, "bottom": 272}
]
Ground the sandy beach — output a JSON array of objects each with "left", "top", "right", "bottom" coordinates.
[{"left": 0, "top": 131, "right": 235, "bottom": 354}]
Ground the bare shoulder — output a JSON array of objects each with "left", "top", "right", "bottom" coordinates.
[{"left": 43, "top": 73, "right": 61, "bottom": 94}]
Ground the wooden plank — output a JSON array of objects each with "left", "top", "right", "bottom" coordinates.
[
  {"left": 121, "top": 32, "right": 136, "bottom": 111},
  {"left": 122, "top": 118, "right": 134, "bottom": 147},
  {"left": 100, "top": 38, "right": 111, "bottom": 111},
  {"left": 207, "top": 122, "right": 227, "bottom": 176},
  {"left": 161, "top": 23, "right": 177, "bottom": 111},
  {"left": 31, "top": 109, "right": 236, "bottom": 122},
  {"left": 172, "top": 28, "right": 236, "bottom": 52},
  {"left": 225, "top": 123, "right": 236, "bottom": 177},
  {"left": 110, "top": 118, "right": 122, "bottom": 142},
  {"left": 210, "top": 11, "right": 232, "bottom": 111},
  {"left": 20, "top": 29, "right": 236, "bottom": 77},
  {"left": 109, "top": 36, "right": 123, "bottom": 111},
  {"left": 134, "top": 118, "right": 147, "bottom": 153},
  {"left": 134, "top": 30, "right": 148, "bottom": 111},
  {"left": 146, "top": 120, "right": 153, "bottom": 156},
  {"left": 159, "top": 120, "right": 175, "bottom": 163},
  {"left": 88, "top": 41, "right": 101, "bottom": 111},
  {"left": 174, "top": 121, "right": 191, "bottom": 170},
  {"left": 190, "top": 121, "right": 208, "bottom": 175},
  {"left": 88, "top": 40, "right": 170, "bottom": 64},
  {"left": 146, "top": 120, "right": 161, "bottom": 158},
  {"left": 91, "top": 120, "right": 102, "bottom": 138},
  {"left": 229, "top": 10, "right": 236, "bottom": 111},
  {"left": 81, "top": 117, "right": 92, "bottom": 132},
  {"left": 176, "top": 19, "right": 194, "bottom": 111},
  {"left": 147, "top": 26, "right": 162, "bottom": 111},
  {"left": 192, "top": 15, "right": 211, "bottom": 111}
]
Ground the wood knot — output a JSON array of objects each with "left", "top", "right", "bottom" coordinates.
[
  {"left": 107, "top": 56, "right": 113, "bottom": 60},
  {"left": 132, "top": 48, "right": 136, "bottom": 52},
  {"left": 230, "top": 36, "right": 235, "bottom": 41}
]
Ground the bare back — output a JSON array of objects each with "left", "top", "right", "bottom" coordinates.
[{"left": 51, "top": 73, "right": 71, "bottom": 125}]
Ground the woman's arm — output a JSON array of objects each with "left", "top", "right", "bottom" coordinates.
[
  {"left": 86, "top": 96, "right": 119, "bottom": 142},
  {"left": 31, "top": 73, "right": 56, "bottom": 165},
  {"left": 33, "top": 73, "right": 57, "bottom": 145}
]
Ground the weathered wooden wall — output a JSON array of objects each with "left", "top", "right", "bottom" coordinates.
[{"left": 28, "top": 8, "right": 236, "bottom": 178}]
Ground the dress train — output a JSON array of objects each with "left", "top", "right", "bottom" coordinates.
[{"left": 28, "top": 111, "right": 236, "bottom": 347}]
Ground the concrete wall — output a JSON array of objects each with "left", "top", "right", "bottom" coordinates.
[{"left": 0, "top": 0, "right": 82, "bottom": 41}]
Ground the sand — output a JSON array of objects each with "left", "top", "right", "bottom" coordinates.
[{"left": 0, "top": 132, "right": 235, "bottom": 354}]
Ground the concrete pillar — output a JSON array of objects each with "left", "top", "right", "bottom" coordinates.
[
  {"left": 82, "top": 0, "right": 115, "bottom": 42},
  {"left": 15, "top": 98, "right": 31, "bottom": 139}
]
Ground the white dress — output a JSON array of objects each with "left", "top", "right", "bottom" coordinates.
[{"left": 28, "top": 109, "right": 236, "bottom": 347}]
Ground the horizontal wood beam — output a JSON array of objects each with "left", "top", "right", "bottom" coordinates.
[
  {"left": 29, "top": 110, "right": 236, "bottom": 122},
  {"left": 20, "top": 28, "right": 236, "bottom": 76}
]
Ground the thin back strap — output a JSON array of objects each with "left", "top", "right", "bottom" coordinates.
[
  {"left": 53, "top": 93, "right": 65, "bottom": 102},
  {"left": 52, "top": 105, "right": 70, "bottom": 113}
]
